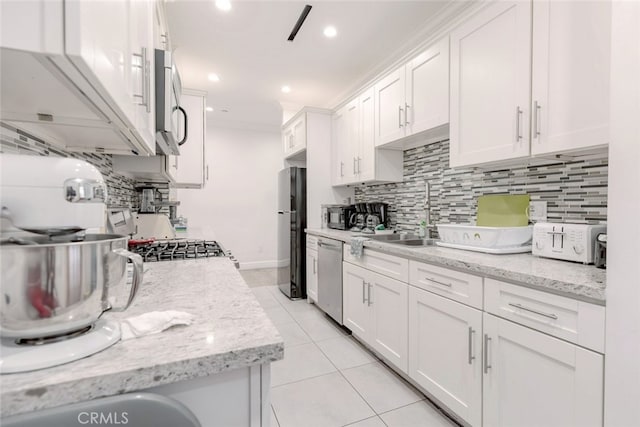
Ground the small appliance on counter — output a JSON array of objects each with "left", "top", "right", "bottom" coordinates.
[
  {"left": 139, "top": 187, "right": 157, "bottom": 213},
  {"left": 594, "top": 233, "right": 607, "bottom": 269},
  {"left": 532, "top": 222, "right": 607, "bottom": 264},
  {"left": 325, "top": 204, "right": 355, "bottom": 230},
  {"left": 361, "top": 202, "right": 388, "bottom": 234},
  {"left": 0, "top": 154, "right": 142, "bottom": 373}
]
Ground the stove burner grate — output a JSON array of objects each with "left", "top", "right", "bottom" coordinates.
[{"left": 130, "top": 239, "right": 229, "bottom": 262}]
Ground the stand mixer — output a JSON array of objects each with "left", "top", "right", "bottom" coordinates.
[{"left": 0, "top": 154, "right": 143, "bottom": 373}]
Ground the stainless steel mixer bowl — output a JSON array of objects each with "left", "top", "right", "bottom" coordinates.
[{"left": 0, "top": 234, "right": 143, "bottom": 339}]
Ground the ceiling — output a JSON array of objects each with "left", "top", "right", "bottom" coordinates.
[{"left": 165, "top": 0, "right": 451, "bottom": 130}]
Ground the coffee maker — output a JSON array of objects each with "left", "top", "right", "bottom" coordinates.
[
  {"left": 362, "top": 202, "right": 389, "bottom": 234},
  {"left": 349, "top": 203, "right": 369, "bottom": 232}
]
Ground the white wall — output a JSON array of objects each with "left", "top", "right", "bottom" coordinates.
[
  {"left": 177, "top": 126, "right": 282, "bottom": 270},
  {"left": 604, "top": 1, "right": 640, "bottom": 426}
]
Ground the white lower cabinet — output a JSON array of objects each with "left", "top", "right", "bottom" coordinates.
[
  {"left": 408, "top": 286, "right": 482, "bottom": 426},
  {"left": 482, "top": 313, "right": 604, "bottom": 427},
  {"left": 305, "top": 249, "right": 318, "bottom": 303},
  {"left": 343, "top": 262, "right": 408, "bottom": 373}
]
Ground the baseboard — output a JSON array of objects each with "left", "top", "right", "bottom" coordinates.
[{"left": 239, "top": 260, "right": 280, "bottom": 270}]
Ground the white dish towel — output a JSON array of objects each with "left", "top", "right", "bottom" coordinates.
[{"left": 120, "top": 311, "right": 195, "bottom": 341}]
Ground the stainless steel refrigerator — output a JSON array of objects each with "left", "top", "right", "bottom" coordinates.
[{"left": 277, "top": 167, "right": 307, "bottom": 299}]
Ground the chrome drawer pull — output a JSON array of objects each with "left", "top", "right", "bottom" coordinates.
[
  {"left": 368, "top": 283, "right": 373, "bottom": 306},
  {"left": 508, "top": 303, "right": 558, "bottom": 320},
  {"left": 362, "top": 280, "right": 366, "bottom": 304},
  {"left": 483, "top": 334, "right": 491, "bottom": 374},
  {"left": 426, "top": 277, "right": 452, "bottom": 287},
  {"left": 468, "top": 327, "right": 475, "bottom": 365}
]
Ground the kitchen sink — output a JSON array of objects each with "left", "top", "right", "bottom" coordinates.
[
  {"left": 387, "top": 238, "right": 438, "bottom": 247},
  {"left": 367, "top": 233, "right": 421, "bottom": 241}
]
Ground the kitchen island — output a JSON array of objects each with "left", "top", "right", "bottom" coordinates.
[{"left": 1, "top": 258, "right": 284, "bottom": 425}]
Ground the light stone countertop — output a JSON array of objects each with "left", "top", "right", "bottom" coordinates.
[
  {"left": 307, "top": 228, "right": 606, "bottom": 305},
  {"left": 1, "top": 258, "right": 284, "bottom": 417}
]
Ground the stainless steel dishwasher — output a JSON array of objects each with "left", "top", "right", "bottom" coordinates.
[{"left": 317, "top": 237, "right": 343, "bottom": 324}]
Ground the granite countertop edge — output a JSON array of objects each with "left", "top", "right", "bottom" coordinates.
[
  {"left": 1, "top": 258, "right": 284, "bottom": 417},
  {"left": 307, "top": 228, "right": 606, "bottom": 305}
]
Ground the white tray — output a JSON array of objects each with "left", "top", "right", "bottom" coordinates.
[{"left": 435, "top": 241, "right": 532, "bottom": 254}]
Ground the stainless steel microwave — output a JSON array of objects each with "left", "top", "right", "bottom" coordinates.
[
  {"left": 155, "top": 49, "right": 187, "bottom": 155},
  {"left": 325, "top": 205, "right": 354, "bottom": 230}
]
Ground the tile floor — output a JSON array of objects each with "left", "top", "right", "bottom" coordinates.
[{"left": 246, "top": 270, "right": 458, "bottom": 427}]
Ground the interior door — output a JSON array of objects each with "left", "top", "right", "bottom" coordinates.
[
  {"left": 276, "top": 169, "right": 291, "bottom": 293},
  {"left": 530, "top": 0, "right": 611, "bottom": 156},
  {"left": 408, "top": 287, "right": 482, "bottom": 426},
  {"left": 449, "top": 1, "right": 532, "bottom": 167},
  {"left": 483, "top": 313, "right": 604, "bottom": 427}
]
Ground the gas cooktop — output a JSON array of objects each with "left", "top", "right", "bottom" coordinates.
[{"left": 129, "top": 239, "right": 233, "bottom": 263}]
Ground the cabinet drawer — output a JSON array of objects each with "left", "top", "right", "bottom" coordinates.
[
  {"left": 306, "top": 235, "right": 318, "bottom": 251},
  {"left": 343, "top": 244, "right": 409, "bottom": 283},
  {"left": 409, "top": 261, "right": 483, "bottom": 309},
  {"left": 484, "top": 279, "right": 605, "bottom": 353}
]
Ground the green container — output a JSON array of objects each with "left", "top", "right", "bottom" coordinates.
[{"left": 476, "top": 194, "right": 530, "bottom": 227}]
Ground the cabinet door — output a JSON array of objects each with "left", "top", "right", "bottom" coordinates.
[
  {"left": 405, "top": 36, "right": 449, "bottom": 136},
  {"left": 343, "top": 263, "right": 371, "bottom": 340},
  {"left": 64, "top": 1, "right": 136, "bottom": 136},
  {"left": 344, "top": 98, "right": 360, "bottom": 183},
  {"left": 331, "top": 108, "right": 348, "bottom": 185},
  {"left": 292, "top": 115, "right": 306, "bottom": 152},
  {"left": 175, "top": 92, "right": 206, "bottom": 188},
  {"left": 130, "top": 0, "right": 155, "bottom": 152},
  {"left": 306, "top": 250, "right": 318, "bottom": 303},
  {"left": 483, "top": 314, "right": 604, "bottom": 427},
  {"left": 358, "top": 87, "right": 376, "bottom": 181},
  {"left": 530, "top": 0, "right": 610, "bottom": 156},
  {"left": 369, "top": 270, "right": 408, "bottom": 373},
  {"left": 450, "top": 1, "right": 532, "bottom": 167},
  {"left": 374, "top": 67, "right": 406, "bottom": 146},
  {"left": 408, "top": 287, "right": 482, "bottom": 426}
]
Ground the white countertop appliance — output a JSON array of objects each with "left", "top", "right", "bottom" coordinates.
[
  {"left": 532, "top": 222, "right": 606, "bottom": 264},
  {"left": 0, "top": 154, "right": 142, "bottom": 373}
]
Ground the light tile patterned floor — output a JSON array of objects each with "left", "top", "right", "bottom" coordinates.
[{"left": 249, "top": 276, "right": 459, "bottom": 427}]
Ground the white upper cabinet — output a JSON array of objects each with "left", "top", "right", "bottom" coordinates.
[
  {"left": 450, "top": 1, "right": 532, "bottom": 168},
  {"left": 331, "top": 89, "right": 403, "bottom": 187},
  {"left": 374, "top": 68, "right": 407, "bottom": 146},
  {"left": 530, "top": 0, "right": 611, "bottom": 156},
  {"left": 375, "top": 36, "right": 450, "bottom": 148},
  {"left": 0, "top": 0, "right": 156, "bottom": 156},
  {"left": 405, "top": 37, "right": 450, "bottom": 137},
  {"left": 283, "top": 113, "right": 306, "bottom": 159},
  {"left": 450, "top": 0, "right": 611, "bottom": 168}
]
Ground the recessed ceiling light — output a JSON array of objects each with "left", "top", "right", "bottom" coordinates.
[
  {"left": 206, "top": 107, "right": 214, "bottom": 112},
  {"left": 323, "top": 26, "right": 337, "bottom": 38},
  {"left": 215, "top": 0, "right": 231, "bottom": 12},
  {"left": 208, "top": 73, "right": 220, "bottom": 82},
  {"left": 281, "top": 86, "right": 291, "bottom": 94}
]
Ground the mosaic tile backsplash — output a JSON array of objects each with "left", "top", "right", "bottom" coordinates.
[
  {"left": 355, "top": 140, "right": 608, "bottom": 233},
  {"left": 0, "top": 124, "right": 139, "bottom": 209}
]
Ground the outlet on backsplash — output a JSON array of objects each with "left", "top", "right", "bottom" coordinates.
[{"left": 529, "top": 201, "right": 548, "bottom": 222}]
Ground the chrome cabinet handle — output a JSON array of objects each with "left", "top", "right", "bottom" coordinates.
[
  {"left": 515, "top": 106, "right": 523, "bottom": 141},
  {"left": 132, "top": 47, "right": 149, "bottom": 110},
  {"left": 483, "top": 334, "right": 491, "bottom": 374},
  {"left": 340, "top": 161, "right": 344, "bottom": 177},
  {"left": 206, "top": 165, "right": 209, "bottom": 181},
  {"left": 508, "top": 303, "right": 558, "bottom": 320},
  {"left": 468, "top": 327, "right": 475, "bottom": 365},
  {"left": 353, "top": 157, "right": 357, "bottom": 174},
  {"left": 367, "top": 283, "right": 373, "bottom": 306},
  {"left": 398, "top": 106, "right": 404, "bottom": 128},
  {"left": 362, "top": 280, "right": 366, "bottom": 304},
  {"left": 405, "top": 103, "right": 410, "bottom": 125},
  {"left": 426, "top": 277, "right": 452, "bottom": 287},
  {"left": 533, "top": 101, "right": 541, "bottom": 138},
  {"left": 357, "top": 157, "right": 361, "bottom": 174},
  {"left": 313, "top": 258, "right": 316, "bottom": 274}
]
